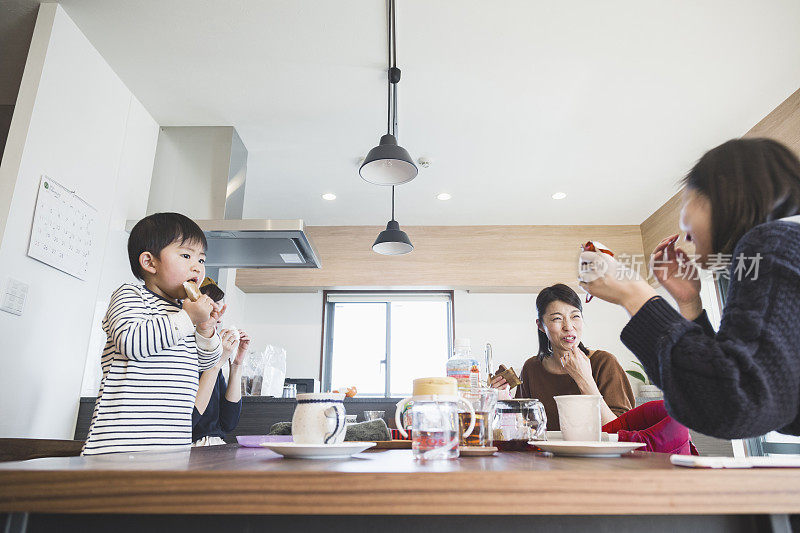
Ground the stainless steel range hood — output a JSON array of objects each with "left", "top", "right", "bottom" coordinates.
[
  {"left": 193, "top": 219, "right": 319, "bottom": 268},
  {"left": 131, "top": 126, "right": 320, "bottom": 268}
]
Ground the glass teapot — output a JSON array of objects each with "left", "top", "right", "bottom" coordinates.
[
  {"left": 492, "top": 398, "right": 547, "bottom": 444},
  {"left": 395, "top": 377, "right": 475, "bottom": 460}
]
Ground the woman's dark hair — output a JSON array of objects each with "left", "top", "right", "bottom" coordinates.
[
  {"left": 127, "top": 212, "right": 207, "bottom": 280},
  {"left": 200, "top": 283, "right": 225, "bottom": 303},
  {"left": 682, "top": 138, "right": 800, "bottom": 254},
  {"left": 536, "top": 283, "right": 590, "bottom": 359}
]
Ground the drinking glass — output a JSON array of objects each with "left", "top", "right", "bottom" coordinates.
[{"left": 459, "top": 388, "right": 498, "bottom": 447}]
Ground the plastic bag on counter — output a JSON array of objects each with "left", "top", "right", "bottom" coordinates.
[
  {"left": 261, "top": 344, "right": 287, "bottom": 397},
  {"left": 240, "top": 344, "right": 287, "bottom": 396}
]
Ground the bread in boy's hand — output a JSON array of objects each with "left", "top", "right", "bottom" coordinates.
[{"left": 182, "top": 280, "right": 202, "bottom": 301}]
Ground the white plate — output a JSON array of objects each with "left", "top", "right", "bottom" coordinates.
[
  {"left": 259, "top": 441, "right": 376, "bottom": 459},
  {"left": 531, "top": 440, "right": 645, "bottom": 457},
  {"left": 546, "top": 431, "right": 618, "bottom": 442}
]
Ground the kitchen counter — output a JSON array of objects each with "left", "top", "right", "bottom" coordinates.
[{"left": 0, "top": 445, "right": 797, "bottom": 532}]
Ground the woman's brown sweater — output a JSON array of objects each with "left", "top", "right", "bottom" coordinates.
[{"left": 515, "top": 350, "right": 634, "bottom": 430}]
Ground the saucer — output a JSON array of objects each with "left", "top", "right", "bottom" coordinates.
[
  {"left": 531, "top": 441, "right": 644, "bottom": 458},
  {"left": 458, "top": 446, "right": 498, "bottom": 457},
  {"left": 259, "top": 441, "right": 376, "bottom": 459}
]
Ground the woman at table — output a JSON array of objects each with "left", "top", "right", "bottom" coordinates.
[
  {"left": 490, "top": 283, "right": 634, "bottom": 430},
  {"left": 580, "top": 138, "right": 800, "bottom": 439}
]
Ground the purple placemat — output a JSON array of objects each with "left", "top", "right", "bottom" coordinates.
[{"left": 236, "top": 435, "right": 293, "bottom": 447}]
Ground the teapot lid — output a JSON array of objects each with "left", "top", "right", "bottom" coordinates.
[{"left": 413, "top": 377, "right": 457, "bottom": 396}]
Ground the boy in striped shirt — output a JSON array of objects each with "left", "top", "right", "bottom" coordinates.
[{"left": 83, "top": 213, "right": 223, "bottom": 455}]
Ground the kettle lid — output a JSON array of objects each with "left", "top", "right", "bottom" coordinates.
[{"left": 412, "top": 377, "right": 457, "bottom": 396}]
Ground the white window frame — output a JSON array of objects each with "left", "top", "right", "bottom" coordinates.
[{"left": 321, "top": 291, "right": 454, "bottom": 397}]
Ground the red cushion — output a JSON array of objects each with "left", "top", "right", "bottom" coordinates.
[{"left": 602, "top": 400, "right": 698, "bottom": 455}]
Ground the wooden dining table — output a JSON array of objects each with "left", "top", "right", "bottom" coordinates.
[{"left": 1, "top": 444, "right": 798, "bottom": 532}]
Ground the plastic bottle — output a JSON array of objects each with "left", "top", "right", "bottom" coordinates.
[{"left": 446, "top": 338, "right": 479, "bottom": 391}]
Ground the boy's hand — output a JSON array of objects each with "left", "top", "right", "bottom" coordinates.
[
  {"left": 234, "top": 331, "right": 250, "bottom": 366},
  {"left": 196, "top": 302, "right": 227, "bottom": 338},
  {"left": 184, "top": 295, "right": 214, "bottom": 328}
]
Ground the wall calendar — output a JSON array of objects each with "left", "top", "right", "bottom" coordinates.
[{"left": 27, "top": 175, "right": 97, "bottom": 280}]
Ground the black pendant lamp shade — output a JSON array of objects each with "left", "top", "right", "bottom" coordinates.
[
  {"left": 360, "top": 0, "right": 417, "bottom": 186},
  {"left": 373, "top": 186, "right": 413, "bottom": 255},
  {"left": 372, "top": 220, "right": 413, "bottom": 255},
  {"left": 359, "top": 134, "right": 418, "bottom": 186}
]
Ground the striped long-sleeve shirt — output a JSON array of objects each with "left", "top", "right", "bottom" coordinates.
[{"left": 82, "top": 284, "right": 222, "bottom": 455}]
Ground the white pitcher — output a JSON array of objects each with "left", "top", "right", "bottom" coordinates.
[
  {"left": 395, "top": 377, "right": 476, "bottom": 460},
  {"left": 292, "top": 392, "right": 347, "bottom": 444}
]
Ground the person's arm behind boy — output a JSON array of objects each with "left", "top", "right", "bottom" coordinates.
[{"left": 219, "top": 331, "right": 249, "bottom": 433}]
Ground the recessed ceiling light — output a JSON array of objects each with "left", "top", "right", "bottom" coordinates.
[
  {"left": 322, "top": 193, "right": 337, "bottom": 201},
  {"left": 551, "top": 192, "right": 567, "bottom": 200},
  {"left": 437, "top": 193, "right": 452, "bottom": 201}
]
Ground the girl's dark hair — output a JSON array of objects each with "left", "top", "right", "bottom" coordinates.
[
  {"left": 127, "top": 212, "right": 207, "bottom": 280},
  {"left": 682, "top": 138, "right": 800, "bottom": 255},
  {"left": 200, "top": 283, "right": 225, "bottom": 303},
  {"left": 536, "top": 283, "right": 590, "bottom": 359}
]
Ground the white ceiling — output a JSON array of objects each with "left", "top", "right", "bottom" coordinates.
[{"left": 39, "top": 1, "right": 800, "bottom": 224}]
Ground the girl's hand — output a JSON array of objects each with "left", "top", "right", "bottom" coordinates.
[
  {"left": 559, "top": 345, "right": 594, "bottom": 387},
  {"left": 234, "top": 331, "right": 250, "bottom": 366},
  {"left": 578, "top": 253, "right": 658, "bottom": 317},
  {"left": 219, "top": 328, "right": 238, "bottom": 361},
  {"left": 650, "top": 234, "right": 703, "bottom": 318}
]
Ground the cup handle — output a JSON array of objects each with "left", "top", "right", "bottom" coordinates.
[
  {"left": 394, "top": 397, "right": 412, "bottom": 438},
  {"left": 457, "top": 397, "right": 476, "bottom": 438},
  {"left": 323, "top": 404, "right": 345, "bottom": 444}
]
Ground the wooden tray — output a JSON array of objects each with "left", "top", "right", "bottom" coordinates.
[{"left": 371, "top": 440, "right": 412, "bottom": 449}]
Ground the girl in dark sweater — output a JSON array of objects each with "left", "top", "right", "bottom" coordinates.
[{"left": 580, "top": 138, "right": 800, "bottom": 439}]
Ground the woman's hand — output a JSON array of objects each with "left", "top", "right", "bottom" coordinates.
[
  {"left": 559, "top": 346, "right": 595, "bottom": 391},
  {"left": 233, "top": 331, "right": 250, "bottom": 366},
  {"left": 219, "top": 328, "right": 238, "bottom": 362},
  {"left": 489, "top": 374, "right": 510, "bottom": 390},
  {"left": 650, "top": 234, "right": 703, "bottom": 319}
]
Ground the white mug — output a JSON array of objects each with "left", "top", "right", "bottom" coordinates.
[
  {"left": 554, "top": 395, "right": 602, "bottom": 441},
  {"left": 291, "top": 393, "right": 347, "bottom": 444}
]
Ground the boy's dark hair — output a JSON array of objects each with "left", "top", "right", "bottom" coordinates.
[
  {"left": 682, "top": 138, "right": 800, "bottom": 255},
  {"left": 127, "top": 212, "right": 207, "bottom": 280},
  {"left": 200, "top": 283, "right": 225, "bottom": 303},
  {"left": 536, "top": 283, "right": 590, "bottom": 359}
]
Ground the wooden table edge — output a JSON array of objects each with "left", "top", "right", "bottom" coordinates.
[{"left": 2, "top": 468, "right": 800, "bottom": 515}]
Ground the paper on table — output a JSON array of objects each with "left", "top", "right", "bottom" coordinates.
[{"left": 670, "top": 455, "right": 800, "bottom": 469}]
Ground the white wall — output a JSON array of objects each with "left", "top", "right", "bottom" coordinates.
[
  {"left": 0, "top": 4, "right": 159, "bottom": 438},
  {"left": 241, "top": 292, "right": 324, "bottom": 380}
]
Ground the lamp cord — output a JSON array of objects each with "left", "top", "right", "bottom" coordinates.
[
  {"left": 386, "top": 0, "right": 398, "bottom": 138},
  {"left": 391, "top": 186, "right": 396, "bottom": 221}
]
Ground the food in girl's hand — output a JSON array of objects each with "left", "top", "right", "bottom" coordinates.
[
  {"left": 182, "top": 280, "right": 202, "bottom": 301},
  {"left": 578, "top": 241, "right": 620, "bottom": 302},
  {"left": 579, "top": 241, "right": 615, "bottom": 282}
]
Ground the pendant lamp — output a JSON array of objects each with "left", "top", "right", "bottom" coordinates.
[
  {"left": 359, "top": 0, "right": 417, "bottom": 186},
  {"left": 373, "top": 186, "right": 413, "bottom": 255}
]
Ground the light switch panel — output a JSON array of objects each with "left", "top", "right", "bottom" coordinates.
[{"left": 1, "top": 278, "right": 28, "bottom": 316}]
